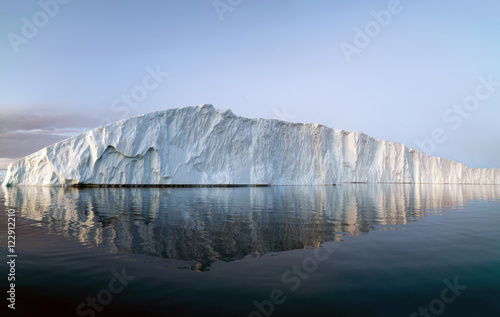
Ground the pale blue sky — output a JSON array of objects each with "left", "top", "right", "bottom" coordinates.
[{"left": 1, "top": 0, "right": 499, "bottom": 169}]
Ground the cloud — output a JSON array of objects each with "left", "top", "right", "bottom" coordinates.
[
  {"left": 0, "top": 158, "right": 16, "bottom": 169},
  {"left": 0, "top": 107, "right": 100, "bottom": 169},
  {"left": 0, "top": 108, "right": 100, "bottom": 133}
]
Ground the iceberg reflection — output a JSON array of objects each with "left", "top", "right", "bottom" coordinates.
[{"left": 3, "top": 184, "right": 499, "bottom": 269}]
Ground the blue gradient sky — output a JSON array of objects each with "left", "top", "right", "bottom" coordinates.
[{"left": 1, "top": 0, "right": 499, "bottom": 169}]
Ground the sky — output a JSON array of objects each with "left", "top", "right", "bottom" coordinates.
[{"left": 0, "top": 0, "right": 499, "bottom": 169}]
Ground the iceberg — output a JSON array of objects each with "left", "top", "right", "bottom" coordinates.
[{"left": 2, "top": 104, "right": 499, "bottom": 186}]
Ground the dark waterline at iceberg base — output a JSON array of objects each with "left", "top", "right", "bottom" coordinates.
[{"left": 1, "top": 184, "right": 500, "bottom": 316}]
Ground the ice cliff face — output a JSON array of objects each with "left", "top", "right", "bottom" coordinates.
[{"left": 3, "top": 104, "right": 500, "bottom": 186}]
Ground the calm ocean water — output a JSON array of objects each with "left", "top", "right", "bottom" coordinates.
[{"left": 1, "top": 184, "right": 500, "bottom": 316}]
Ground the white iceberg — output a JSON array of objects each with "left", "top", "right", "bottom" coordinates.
[{"left": 2, "top": 104, "right": 499, "bottom": 186}]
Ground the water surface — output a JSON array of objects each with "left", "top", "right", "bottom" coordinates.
[{"left": 1, "top": 184, "right": 500, "bottom": 316}]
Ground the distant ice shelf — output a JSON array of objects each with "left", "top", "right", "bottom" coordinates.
[{"left": 2, "top": 104, "right": 500, "bottom": 186}]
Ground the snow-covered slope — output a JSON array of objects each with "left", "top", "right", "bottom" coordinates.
[{"left": 3, "top": 104, "right": 500, "bottom": 186}]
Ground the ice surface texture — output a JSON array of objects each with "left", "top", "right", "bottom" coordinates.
[{"left": 3, "top": 104, "right": 499, "bottom": 186}]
